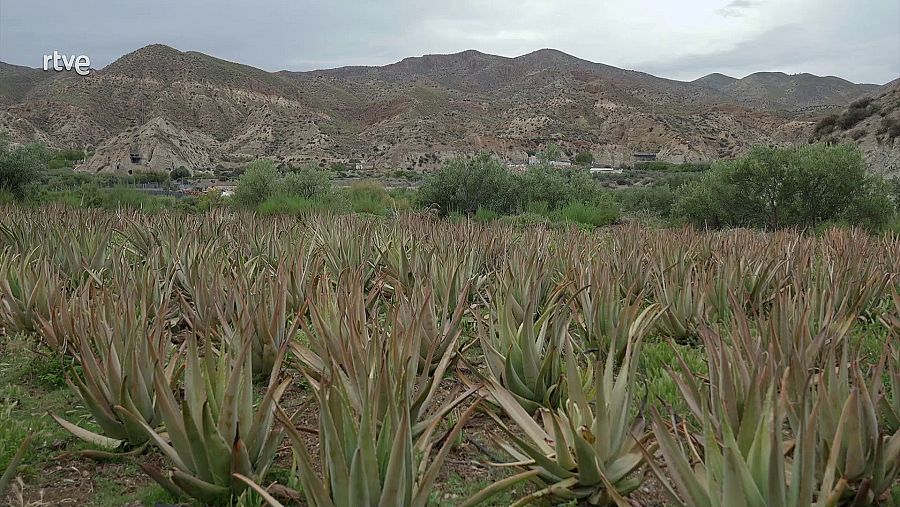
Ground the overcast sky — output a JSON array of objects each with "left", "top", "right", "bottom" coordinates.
[{"left": 1, "top": 0, "right": 898, "bottom": 84}]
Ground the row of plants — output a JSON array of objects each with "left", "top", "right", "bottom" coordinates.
[{"left": 0, "top": 206, "right": 898, "bottom": 505}]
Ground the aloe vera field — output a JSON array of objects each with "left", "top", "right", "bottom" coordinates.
[{"left": 0, "top": 205, "right": 899, "bottom": 507}]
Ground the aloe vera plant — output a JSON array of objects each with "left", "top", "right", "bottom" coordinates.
[
  {"left": 0, "top": 250, "right": 61, "bottom": 337},
  {"left": 469, "top": 337, "right": 649, "bottom": 507},
  {"left": 50, "top": 284, "right": 181, "bottom": 449},
  {"left": 118, "top": 329, "right": 289, "bottom": 504},
  {"left": 0, "top": 434, "right": 32, "bottom": 499},
  {"left": 814, "top": 345, "right": 900, "bottom": 505},
  {"left": 266, "top": 279, "right": 478, "bottom": 507},
  {"left": 477, "top": 282, "right": 571, "bottom": 412},
  {"left": 649, "top": 390, "right": 849, "bottom": 507}
]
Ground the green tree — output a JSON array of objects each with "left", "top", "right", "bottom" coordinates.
[
  {"left": 278, "top": 163, "right": 332, "bottom": 199},
  {"left": 170, "top": 166, "right": 190, "bottom": 180},
  {"left": 0, "top": 138, "right": 49, "bottom": 199},
  {"left": 233, "top": 159, "right": 278, "bottom": 207},
  {"left": 538, "top": 143, "right": 562, "bottom": 164},
  {"left": 418, "top": 153, "right": 517, "bottom": 214},
  {"left": 673, "top": 143, "right": 894, "bottom": 230},
  {"left": 574, "top": 151, "right": 594, "bottom": 166}
]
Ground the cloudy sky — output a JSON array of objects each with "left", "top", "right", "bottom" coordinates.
[{"left": 1, "top": 0, "right": 898, "bottom": 84}]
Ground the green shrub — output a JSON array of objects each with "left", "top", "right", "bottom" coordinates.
[
  {"left": 473, "top": 207, "right": 500, "bottom": 221},
  {"left": 258, "top": 194, "right": 337, "bottom": 215},
  {"left": 0, "top": 138, "right": 49, "bottom": 199},
  {"left": 672, "top": 143, "right": 896, "bottom": 230},
  {"left": 417, "top": 153, "right": 518, "bottom": 214},
  {"left": 553, "top": 200, "right": 619, "bottom": 227},
  {"left": 616, "top": 185, "right": 676, "bottom": 217},
  {"left": 234, "top": 160, "right": 279, "bottom": 207},
  {"left": 170, "top": 166, "right": 190, "bottom": 180},
  {"left": 574, "top": 151, "right": 594, "bottom": 166},
  {"left": 346, "top": 180, "right": 390, "bottom": 215},
  {"left": 279, "top": 164, "right": 332, "bottom": 199}
]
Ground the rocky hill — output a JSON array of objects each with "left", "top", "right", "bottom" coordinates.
[
  {"left": 693, "top": 71, "right": 881, "bottom": 111},
  {"left": 811, "top": 83, "right": 900, "bottom": 176},
  {"left": 0, "top": 44, "right": 895, "bottom": 175}
]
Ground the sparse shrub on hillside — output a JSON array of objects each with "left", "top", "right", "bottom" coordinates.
[
  {"left": 814, "top": 113, "right": 838, "bottom": 138},
  {"left": 880, "top": 117, "right": 900, "bottom": 139},
  {"left": 837, "top": 96, "right": 878, "bottom": 130}
]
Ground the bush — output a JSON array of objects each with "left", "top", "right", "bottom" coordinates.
[
  {"left": 616, "top": 185, "right": 676, "bottom": 217},
  {"left": 258, "top": 194, "right": 338, "bottom": 215},
  {"left": 345, "top": 180, "right": 390, "bottom": 215},
  {"left": 574, "top": 151, "right": 594, "bottom": 166},
  {"left": 234, "top": 159, "right": 334, "bottom": 210},
  {"left": 417, "top": 153, "right": 518, "bottom": 214},
  {"left": 672, "top": 143, "right": 896, "bottom": 230},
  {"left": 170, "top": 166, "right": 190, "bottom": 180},
  {"left": 814, "top": 114, "right": 838, "bottom": 138},
  {"left": 553, "top": 200, "right": 619, "bottom": 227},
  {"left": 0, "top": 138, "right": 49, "bottom": 199},
  {"left": 279, "top": 163, "right": 332, "bottom": 199},
  {"left": 474, "top": 207, "right": 500, "bottom": 222},
  {"left": 234, "top": 160, "right": 279, "bottom": 207},
  {"left": 418, "top": 153, "right": 610, "bottom": 216}
]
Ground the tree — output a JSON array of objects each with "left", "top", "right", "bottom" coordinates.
[
  {"left": 672, "top": 143, "right": 894, "bottom": 230},
  {"left": 233, "top": 159, "right": 278, "bottom": 207},
  {"left": 170, "top": 166, "right": 190, "bottom": 180},
  {"left": 417, "top": 153, "right": 517, "bottom": 214},
  {"left": 574, "top": 151, "right": 594, "bottom": 167},
  {"left": 0, "top": 138, "right": 49, "bottom": 199},
  {"left": 278, "top": 163, "right": 332, "bottom": 199},
  {"left": 538, "top": 143, "right": 562, "bottom": 164}
]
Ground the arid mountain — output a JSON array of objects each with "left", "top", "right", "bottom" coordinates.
[
  {"left": 692, "top": 71, "right": 881, "bottom": 112},
  {"left": 812, "top": 83, "right": 900, "bottom": 176},
  {"left": 0, "top": 44, "right": 895, "bottom": 175}
]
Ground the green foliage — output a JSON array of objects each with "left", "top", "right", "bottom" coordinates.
[
  {"left": 234, "top": 160, "right": 279, "bottom": 207},
  {"left": 345, "top": 180, "right": 391, "bottom": 215},
  {"left": 170, "top": 166, "right": 190, "bottom": 180},
  {"left": 574, "top": 151, "right": 594, "bottom": 166},
  {"left": 634, "top": 161, "right": 710, "bottom": 173},
  {"left": 474, "top": 207, "right": 500, "bottom": 222},
  {"left": 553, "top": 200, "right": 619, "bottom": 227},
  {"left": 235, "top": 160, "right": 335, "bottom": 211},
  {"left": 257, "top": 194, "right": 339, "bottom": 215},
  {"left": 538, "top": 143, "right": 562, "bottom": 163},
  {"left": 0, "top": 138, "right": 49, "bottom": 199},
  {"left": 616, "top": 185, "right": 676, "bottom": 217},
  {"left": 196, "top": 190, "right": 225, "bottom": 211},
  {"left": 417, "top": 153, "right": 519, "bottom": 214},
  {"left": 279, "top": 163, "right": 332, "bottom": 199},
  {"left": 419, "top": 153, "right": 609, "bottom": 217},
  {"left": 672, "top": 143, "right": 895, "bottom": 230}
]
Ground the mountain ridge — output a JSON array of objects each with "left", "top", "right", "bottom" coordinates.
[{"left": 0, "top": 44, "right": 896, "bottom": 175}]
